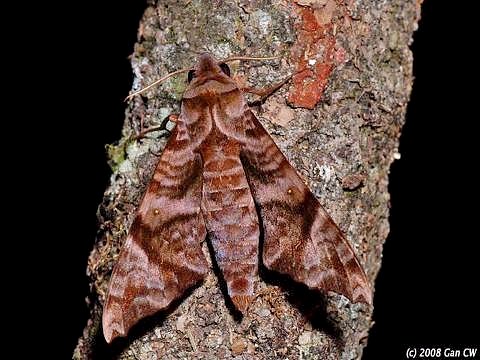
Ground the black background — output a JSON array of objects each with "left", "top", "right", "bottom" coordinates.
[{"left": 31, "top": 0, "right": 478, "bottom": 358}]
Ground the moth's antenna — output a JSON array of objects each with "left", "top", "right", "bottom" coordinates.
[
  {"left": 222, "top": 55, "right": 282, "bottom": 63},
  {"left": 125, "top": 55, "right": 282, "bottom": 101},
  {"left": 125, "top": 68, "right": 192, "bottom": 101},
  {"left": 185, "top": 48, "right": 204, "bottom": 55}
]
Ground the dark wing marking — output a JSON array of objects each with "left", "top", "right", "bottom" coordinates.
[
  {"left": 102, "top": 121, "right": 209, "bottom": 343},
  {"left": 240, "top": 110, "right": 371, "bottom": 305}
]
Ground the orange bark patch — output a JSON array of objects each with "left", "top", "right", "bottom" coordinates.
[{"left": 288, "top": 1, "right": 346, "bottom": 109}]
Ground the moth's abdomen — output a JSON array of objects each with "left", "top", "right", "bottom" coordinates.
[{"left": 200, "top": 132, "right": 260, "bottom": 312}]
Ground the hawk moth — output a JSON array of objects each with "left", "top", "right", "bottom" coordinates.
[{"left": 102, "top": 53, "right": 371, "bottom": 343}]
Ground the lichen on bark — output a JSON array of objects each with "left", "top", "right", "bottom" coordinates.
[{"left": 74, "top": 1, "right": 421, "bottom": 359}]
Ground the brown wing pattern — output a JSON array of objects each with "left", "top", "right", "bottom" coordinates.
[
  {"left": 240, "top": 110, "right": 372, "bottom": 305},
  {"left": 102, "top": 122, "right": 209, "bottom": 343}
]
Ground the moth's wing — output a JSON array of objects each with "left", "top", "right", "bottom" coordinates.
[
  {"left": 240, "top": 111, "right": 371, "bottom": 304},
  {"left": 102, "top": 123, "right": 209, "bottom": 343}
]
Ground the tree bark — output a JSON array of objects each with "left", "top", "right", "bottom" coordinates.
[{"left": 74, "top": 0, "right": 421, "bottom": 359}]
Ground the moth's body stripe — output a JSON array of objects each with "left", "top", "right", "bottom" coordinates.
[
  {"left": 203, "top": 167, "right": 244, "bottom": 179},
  {"left": 203, "top": 203, "right": 251, "bottom": 212}
]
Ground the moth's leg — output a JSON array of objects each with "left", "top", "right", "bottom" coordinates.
[
  {"left": 168, "top": 114, "right": 179, "bottom": 123},
  {"left": 241, "top": 74, "right": 293, "bottom": 105},
  {"left": 133, "top": 114, "right": 179, "bottom": 140}
]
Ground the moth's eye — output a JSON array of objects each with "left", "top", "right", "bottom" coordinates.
[
  {"left": 219, "top": 63, "right": 231, "bottom": 77},
  {"left": 187, "top": 70, "right": 196, "bottom": 83}
]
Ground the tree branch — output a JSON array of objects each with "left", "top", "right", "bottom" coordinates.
[{"left": 74, "top": 1, "right": 421, "bottom": 359}]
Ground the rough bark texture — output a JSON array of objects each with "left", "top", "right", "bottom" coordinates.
[{"left": 74, "top": 0, "right": 421, "bottom": 359}]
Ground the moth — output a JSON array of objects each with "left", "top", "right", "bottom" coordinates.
[{"left": 102, "top": 53, "right": 371, "bottom": 343}]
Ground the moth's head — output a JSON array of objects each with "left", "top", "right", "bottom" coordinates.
[{"left": 183, "top": 53, "right": 237, "bottom": 99}]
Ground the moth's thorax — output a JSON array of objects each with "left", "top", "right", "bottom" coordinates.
[
  {"left": 181, "top": 85, "right": 247, "bottom": 143},
  {"left": 183, "top": 76, "right": 237, "bottom": 99}
]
